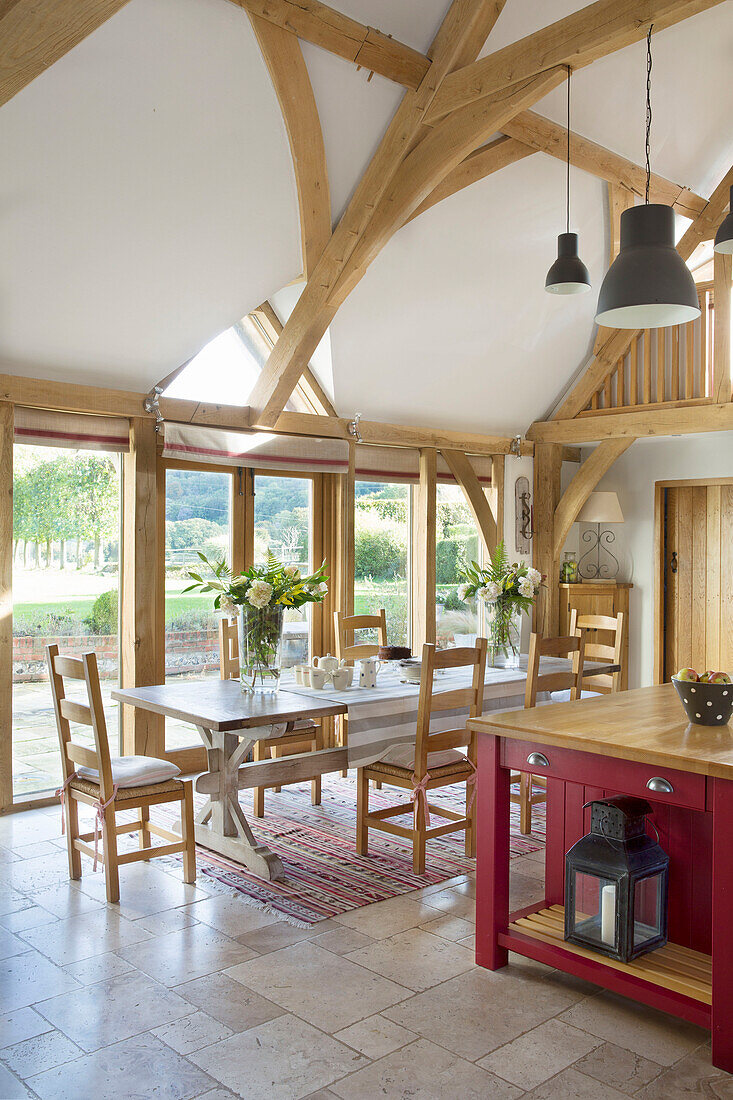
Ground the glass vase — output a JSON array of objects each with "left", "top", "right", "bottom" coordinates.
[
  {"left": 238, "top": 605, "right": 284, "bottom": 694},
  {"left": 487, "top": 601, "right": 522, "bottom": 668}
]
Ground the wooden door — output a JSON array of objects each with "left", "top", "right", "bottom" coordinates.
[{"left": 664, "top": 484, "right": 733, "bottom": 679}]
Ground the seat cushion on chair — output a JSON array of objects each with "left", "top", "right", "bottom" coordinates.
[
  {"left": 75, "top": 755, "right": 181, "bottom": 788},
  {"left": 550, "top": 690, "right": 603, "bottom": 703},
  {"left": 377, "top": 745, "right": 467, "bottom": 770},
  {"left": 70, "top": 776, "right": 183, "bottom": 800}
]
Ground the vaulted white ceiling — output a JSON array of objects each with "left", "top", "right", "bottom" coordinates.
[{"left": 0, "top": 0, "right": 731, "bottom": 432}]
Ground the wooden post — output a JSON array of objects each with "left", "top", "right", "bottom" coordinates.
[
  {"left": 0, "top": 403, "right": 12, "bottom": 812},
  {"left": 533, "top": 442, "right": 563, "bottom": 634},
  {"left": 121, "top": 418, "right": 161, "bottom": 758},
  {"left": 491, "top": 454, "right": 505, "bottom": 546},
  {"left": 412, "top": 447, "right": 437, "bottom": 648},
  {"left": 713, "top": 251, "right": 732, "bottom": 403},
  {"left": 337, "top": 442, "right": 355, "bottom": 618}
]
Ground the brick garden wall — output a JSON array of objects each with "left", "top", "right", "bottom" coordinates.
[{"left": 13, "top": 630, "right": 220, "bottom": 681}]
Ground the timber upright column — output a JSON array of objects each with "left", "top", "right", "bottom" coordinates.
[
  {"left": 412, "top": 447, "right": 437, "bottom": 648},
  {"left": 0, "top": 403, "right": 12, "bottom": 812},
  {"left": 121, "top": 417, "right": 161, "bottom": 757},
  {"left": 533, "top": 442, "right": 563, "bottom": 635}
]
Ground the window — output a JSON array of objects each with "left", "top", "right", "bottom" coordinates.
[
  {"left": 254, "top": 474, "right": 313, "bottom": 680},
  {"left": 435, "top": 483, "right": 481, "bottom": 649},
  {"left": 355, "top": 481, "right": 410, "bottom": 648},
  {"left": 163, "top": 466, "right": 233, "bottom": 748},
  {"left": 12, "top": 446, "right": 121, "bottom": 798}
]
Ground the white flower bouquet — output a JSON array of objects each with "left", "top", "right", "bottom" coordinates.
[
  {"left": 458, "top": 542, "right": 543, "bottom": 665},
  {"left": 185, "top": 552, "right": 329, "bottom": 693}
]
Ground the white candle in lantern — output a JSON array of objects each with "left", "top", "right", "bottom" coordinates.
[{"left": 601, "top": 883, "right": 616, "bottom": 946}]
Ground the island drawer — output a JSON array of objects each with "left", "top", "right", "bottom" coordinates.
[{"left": 500, "top": 738, "right": 707, "bottom": 811}]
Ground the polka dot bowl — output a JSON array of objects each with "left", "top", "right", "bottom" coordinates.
[{"left": 672, "top": 676, "right": 733, "bottom": 726}]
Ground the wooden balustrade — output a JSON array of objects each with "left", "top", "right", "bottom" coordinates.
[{"left": 581, "top": 284, "right": 716, "bottom": 415}]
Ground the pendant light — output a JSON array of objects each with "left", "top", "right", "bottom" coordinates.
[
  {"left": 595, "top": 27, "right": 700, "bottom": 328},
  {"left": 545, "top": 68, "right": 591, "bottom": 295},
  {"left": 713, "top": 186, "right": 733, "bottom": 254}
]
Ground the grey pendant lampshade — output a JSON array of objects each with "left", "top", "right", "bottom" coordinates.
[
  {"left": 595, "top": 204, "right": 700, "bottom": 328},
  {"left": 714, "top": 185, "right": 733, "bottom": 254},
  {"left": 546, "top": 232, "right": 591, "bottom": 295}
]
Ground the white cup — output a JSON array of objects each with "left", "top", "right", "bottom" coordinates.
[
  {"left": 301, "top": 666, "right": 311, "bottom": 687},
  {"left": 331, "top": 668, "right": 351, "bottom": 690},
  {"left": 310, "top": 667, "right": 327, "bottom": 689},
  {"left": 294, "top": 665, "right": 304, "bottom": 685}
]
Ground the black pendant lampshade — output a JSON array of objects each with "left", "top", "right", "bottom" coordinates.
[
  {"left": 595, "top": 25, "right": 700, "bottom": 330},
  {"left": 714, "top": 185, "right": 733, "bottom": 254},
  {"left": 545, "top": 68, "right": 590, "bottom": 296},
  {"left": 595, "top": 203, "right": 700, "bottom": 328},
  {"left": 546, "top": 232, "right": 591, "bottom": 295}
]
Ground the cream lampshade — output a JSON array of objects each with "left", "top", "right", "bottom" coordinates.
[
  {"left": 576, "top": 492, "right": 624, "bottom": 580},
  {"left": 576, "top": 492, "right": 624, "bottom": 525}
]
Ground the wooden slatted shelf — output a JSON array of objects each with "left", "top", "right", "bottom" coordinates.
[{"left": 508, "top": 904, "right": 711, "bottom": 1005}]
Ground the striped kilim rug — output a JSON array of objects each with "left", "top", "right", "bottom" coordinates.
[{"left": 167, "top": 775, "right": 545, "bottom": 926}]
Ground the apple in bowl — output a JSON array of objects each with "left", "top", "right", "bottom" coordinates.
[
  {"left": 672, "top": 668, "right": 733, "bottom": 726},
  {"left": 700, "top": 671, "right": 732, "bottom": 684},
  {"left": 676, "top": 668, "right": 699, "bottom": 682}
]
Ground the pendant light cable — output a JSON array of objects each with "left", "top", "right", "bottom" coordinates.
[
  {"left": 566, "top": 66, "right": 571, "bottom": 234},
  {"left": 645, "top": 24, "right": 653, "bottom": 204}
]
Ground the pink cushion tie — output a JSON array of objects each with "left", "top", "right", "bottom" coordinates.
[
  {"left": 411, "top": 772, "right": 431, "bottom": 828},
  {"left": 92, "top": 785, "right": 119, "bottom": 872},
  {"left": 55, "top": 772, "right": 78, "bottom": 835}
]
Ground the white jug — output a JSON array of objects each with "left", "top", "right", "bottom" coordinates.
[{"left": 359, "top": 657, "right": 382, "bottom": 689}]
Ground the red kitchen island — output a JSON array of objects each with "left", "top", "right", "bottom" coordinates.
[{"left": 468, "top": 683, "right": 733, "bottom": 1072}]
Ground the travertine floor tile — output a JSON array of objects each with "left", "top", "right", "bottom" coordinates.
[
  {"left": 36, "top": 970, "right": 193, "bottom": 1052},
  {"left": 30, "top": 884, "right": 103, "bottom": 920},
  {"left": 175, "top": 972, "right": 284, "bottom": 1033},
  {"left": 418, "top": 914, "right": 475, "bottom": 941},
  {"left": 344, "top": 927, "right": 475, "bottom": 992},
  {"left": 0, "top": 1061, "right": 31, "bottom": 1099},
  {"left": 413, "top": 887, "right": 476, "bottom": 921},
  {"left": 0, "top": 905, "right": 58, "bottom": 933},
  {"left": 333, "top": 895, "right": 444, "bottom": 939},
  {"left": 384, "top": 964, "right": 588, "bottom": 1061},
  {"left": 636, "top": 1046, "right": 733, "bottom": 1099},
  {"left": 0, "top": 1007, "right": 52, "bottom": 1049},
  {"left": 27, "top": 1032, "right": 214, "bottom": 1100},
  {"left": 333, "top": 1014, "right": 416, "bottom": 1059},
  {"left": 153, "top": 1011, "right": 232, "bottom": 1055},
  {"left": 329, "top": 1037, "right": 522, "bottom": 1100},
  {"left": 0, "top": 927, "right": 29, "bottom": 961},
  {"left": 20, "top": 907, "right": 151, "bottom": 966},
  {"left": 118, "top": 924, "right": 257, "bottom": 987},
  {"left": 478, "top": 1018, "right": 601, "bottom": 1089},
  {"left": 136, "top": 907, "right": 200, "bottom": 937},
  {"left": 311, "top": 926, "right": 375, "bottom": 955},
  {"left": 0, "top": 1028, "right": 81, "bottom": 1079},
  {"left": 574, "top": 1041, "right": 663, "bottom": 1095},
  {"left": 558, "top": 991, "right": 708, "bottom": 1066},
  {"left": 226, "top": 941, "right": 410, "bottom": 1031},
  {"left": 76, "top": 863, "right": 212, "bottom": 919},
  {"left": 183, "top": 893, "right": 280, "bottom": 938},
  {"left": 189, "top": 1013, "right": 367, "bottom": 1100},
  {"left": 237, "top": 919, "right": 331, "bottom": 953},
  {"left": 0, "top": 853, "right": 76, "bottom": 896},
  {"left": 63, "top": 951, "right": 135, "bottom": 986},
  {"left": 0, "top": 950, "right": 79, "bottom": 1012},
  {"left": 524, "top": 1067, "right": 631, "bottom": 1099}
]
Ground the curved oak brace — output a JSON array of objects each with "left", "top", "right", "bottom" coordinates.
[
  {"left": 248, "top": 13, "right": 331, "bottom": 279},
  {"left": 441, "top": 449, "right": 497, "bottom": 555},
  {"left": 552, "top": 438, "right": 634, "bottom": 563}
]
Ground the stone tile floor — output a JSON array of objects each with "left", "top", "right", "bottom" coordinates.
[{"left": 0, "top": 796, "right": 727, "bottom": 1099}]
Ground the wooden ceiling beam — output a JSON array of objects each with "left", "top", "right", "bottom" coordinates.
[
  {"left": 441, "top": 449, "right": 498, "bottom": 553},
  {"left": 502, "top": 111, "right": 707, "bottom": 219},
  {"left": 0, "top": 0, "right": 132, "bottom": 108},
  {"left": 552, "top": 164, "right": 733, "bottom": 421},
  {"left": 228, "top": 0, "right": 430, "bottom": 90},
  {"left": 552, "top": 438, "right": 634, "bottom": 561},
  {"left": 424, "top": 0, "right": 728, "bottom": 123},
  {"left": 528, "top": 401, "right": 733, "bottom": 443},
  {"left": 251, "top": 301, "right": 337, "bottom": 417},
  {"left": 247, "top": 15, "right": 330, "bottom": 278},
  {"left": 246, "top": 0, "right": 509, "bottom": 428}
]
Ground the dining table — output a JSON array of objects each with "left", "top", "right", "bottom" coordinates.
[{"left": 113, "top": 655, "right": 619, "bottom": 881}]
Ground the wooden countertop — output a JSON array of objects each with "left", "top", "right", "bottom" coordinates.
[{"left": 468, "top": 683, "right": 733, "bottom": 780}]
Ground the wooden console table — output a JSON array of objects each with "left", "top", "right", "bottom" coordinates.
[{"left": 469, "top": 684, "right": 733, "bottom": 1072}]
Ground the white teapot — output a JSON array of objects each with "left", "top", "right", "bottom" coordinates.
[
  {"left": 313, "top": 653, "right": 339, "bottom": 675},
  {"left": 359, "top": 657, "right": 382, "bottom": 689}
]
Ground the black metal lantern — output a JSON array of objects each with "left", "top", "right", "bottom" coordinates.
[{"left": 565, "top": 796, "right": 669, "bottom": 963}]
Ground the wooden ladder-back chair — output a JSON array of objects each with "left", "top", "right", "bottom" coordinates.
[
  {"left": 512, "top": 631, "right": 586, "bottom": 835},
  {"left": 219, "top": 618, "right": 322, "bottom": 816},
  {"left": 47, "top": 645, "right": 195, "bottom": 904},
  {"left": 333, "top": 609, "right": 388, "bottom": 663},
  {"left": 570, "top": 609, "right": 625, "bottom": 694},
  {"left": 357, "top": 638, "right": 487, "bottom": 874}
]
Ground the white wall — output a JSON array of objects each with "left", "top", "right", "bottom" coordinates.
[{"left": 584, "top": 432, "right": 733, "bottom": 688}]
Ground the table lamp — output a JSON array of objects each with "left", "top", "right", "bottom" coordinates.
[{"left": 576, "top": 491, "right": 624, "bottom": 580}]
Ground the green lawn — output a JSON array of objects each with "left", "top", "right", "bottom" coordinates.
[{"left": 14, "top": 591, "right": 215, "bottom": 627}]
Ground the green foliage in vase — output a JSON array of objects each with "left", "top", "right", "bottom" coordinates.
[
  {"left": 457, "top": 541, "right": 542, "bottom": 616},
  {"left": 183, "top": 551, "right": 329, "bottom": 613}
]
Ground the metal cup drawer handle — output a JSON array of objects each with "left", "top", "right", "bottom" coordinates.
[
  {"left": 646, "top": 776, "right": 674, "bottom": 794},
  {"left": 527, "top": 752, "right": 550, "bottom": 768}
]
